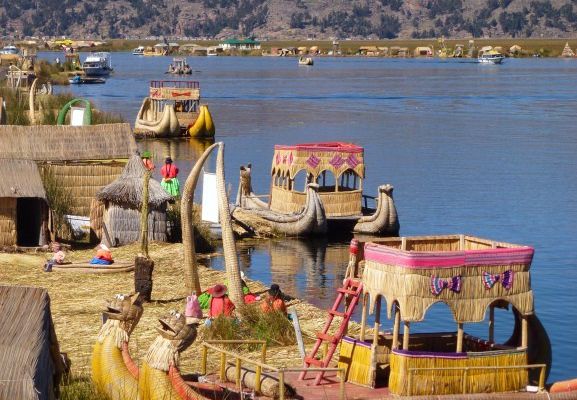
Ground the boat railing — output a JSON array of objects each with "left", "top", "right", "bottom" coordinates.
[
  {"left": 150, "top": 80, "right": 199, "bottom": 89},
  {"left": 406, "top": 363, "right": 547, "bottom": 396},
  {"left": 362, "top": 194, "right": 376, "bottom": 209},
  {"left": 201, "top": 340, "right": 345, "bottom": 399}
]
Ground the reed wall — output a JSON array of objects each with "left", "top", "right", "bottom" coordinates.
[
  {"left": 389, "top": 349, "right": 528, "bottom": 396},
  {"left": 0, "top": 198, "right": 16, "bottom": 246},
  {"left": 270, "top": 187, "right": 362, "bottom": 216},
  {"left": 46, "top": 163, "right": 125, "bottom": 216},
  {"left": 104, "top": 204, "right": 167, "bottom": 246}
]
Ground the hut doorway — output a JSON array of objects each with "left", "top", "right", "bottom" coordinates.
[{"left": 16, "top": 198, "right": 44, "bottom": 246}]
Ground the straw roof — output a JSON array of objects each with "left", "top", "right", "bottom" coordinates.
[
  {"left": 0, "top": 285, "right": 63, "bottom": 400},
  {"left": 359, "top": 235, "right": 534, "bottom": 323},
  {"left": 0, "top": 124, "right": 136, "bottom": 162},
  {"left": 0, "top": 159, "right": 46, "bottom": 199},
  {"left": 96, "top": 155, "right": 172, "bottom": 210}
]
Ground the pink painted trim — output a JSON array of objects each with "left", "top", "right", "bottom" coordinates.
[
  {"left": 364, "top": 243, "right": 534, "bottom": 269},
  {"left": 275, "top": 142, "right": 364, "bottom": 153}
]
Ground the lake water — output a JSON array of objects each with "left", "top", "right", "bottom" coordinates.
[{"left": 45, "top": 52, "right": 577, "bottom": 381}]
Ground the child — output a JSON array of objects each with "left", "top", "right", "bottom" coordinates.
[{"left": 44, "top": 243, "right": 66, "bottom": 272}]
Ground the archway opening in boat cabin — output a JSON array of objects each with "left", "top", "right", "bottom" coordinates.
[
  {"left": 338, "top": 169, "right": 361, "bottom": 192},
  {"left": 289, "top": 169, "right": 309, "bottom": 192},
  {"left": 315, "top": 170, "right": 337, "bottom": 193}
]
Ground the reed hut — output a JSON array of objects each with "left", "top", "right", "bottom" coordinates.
[
  {"left": 338, "top": 235, "right": 548, "bottom": 396},
  {"left": 94, "top": 155, "right": 173, "bottom": 246},
  {"left": 0, "top": 159, "right": 49, "bottom": 247},
  {"left": 0, "top": 285, "right": 65, "bottom": 400},
  {"left": 0, "top": 124, "right": 137, "bottom": 217}
]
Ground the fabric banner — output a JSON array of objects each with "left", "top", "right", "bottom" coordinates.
[{"left": 201, "top": 171, "right": 219, "bottom": 223}]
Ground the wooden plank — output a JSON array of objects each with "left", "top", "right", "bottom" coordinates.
[{"left": 289, "top": 307, "right": 306, "bottom": 362}]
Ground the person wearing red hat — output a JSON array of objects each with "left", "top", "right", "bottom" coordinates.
[{"left": 207, "top": 284, "right": 235, "bottom": 318}]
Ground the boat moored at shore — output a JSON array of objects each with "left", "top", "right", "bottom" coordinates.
[
  {"left": 234, "top": 142, "right": 399, "bottom": 237},
  {"left": 82, "top": 52, "right": 113, "bottom": 76},
  {"left": 478, "top": 50, "right": 505, "bottom": 64}
]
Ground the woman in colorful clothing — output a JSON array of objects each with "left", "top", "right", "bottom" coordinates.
[
  {"left": 260, "top": 284, "right": 287, "bottom": 316},
  {"left": 160, "top": 156, "right": 180, "bottom": 197},
  {"left": 207, "top": 284, "right": 235, "bottom": 318}
]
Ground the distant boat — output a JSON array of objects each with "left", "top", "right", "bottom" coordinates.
[
  {"left": 69, "top": 75, "right": 106, "bottom": 84},
  {"left": 167, "top": 57, "right": 192, "bottom": 74},
  {"left": 478, "top": 50, "right": 505, "bottom": 64},
  {"left": 299, "top": 56, "right": 314, "bottom": 66},
  {"left": 132, "top": 46, "right": 145, "bottom": 56},
  {"left": 82, "top": 52, "right": 113, "bottom": 76},
  {"left": 0, "top": 45, "right": 19, "bottom": 55}
]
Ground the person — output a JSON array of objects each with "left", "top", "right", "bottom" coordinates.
[
  {"left": 260, "top": 284, "right": 287, "bottom": 316},
  {"left": 44, "top": 243, "right": 66, "bottom": 272},
  {"left": 207, "top": 284, "right": 235, "bottom": 318},
  {"left": 160, "top": 157, "right": 180, "bottom": 197},
  {"left": 240, "top": 164, "right": 252, "bottom": 196},
  {"left": 55, "top": 56, "right": 60, "bottom": 66},
  {"left": 141, "top": 151, "right": 155, "bottom": 171},
  {"left": 89, "top": 244, "right": 114, "bottom": 265},
  {"left": 240, "top": 271, "right": 259, "bottom": 304}
]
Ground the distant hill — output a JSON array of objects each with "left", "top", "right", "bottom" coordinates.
[{"left": 3, "top": 0, "right": 577, "bottom": 40}]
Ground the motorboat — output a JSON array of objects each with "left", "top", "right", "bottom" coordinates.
[
  {"left": 478, "top": 50, "right": 505, "bottom": 64},
  {"left": 298, "top": 56, "right": 314, "bottom": 66},
  {"left": 0, "top": 45, "right": 19, "bottom": 55},
  {"left": 82, "top": 52, "right": 113, "bottom": 76},
  {"left": 69, "top": 75, "right": 105, "bottom": 84},
  {"left": 132, "top": 46, "right": 145, "bottom": 55}
]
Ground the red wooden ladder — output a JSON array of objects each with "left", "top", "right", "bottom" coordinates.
[{"left": 298, "top": 277, "right": 363, "bottom": 385}]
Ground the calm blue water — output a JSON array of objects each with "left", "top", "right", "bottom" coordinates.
[{"left": 44, "top": 52, "right": 577, "bottom": 381}]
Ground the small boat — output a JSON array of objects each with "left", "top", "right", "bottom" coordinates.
[
  {"left": 478, "top": 50, "right": 505, "bottom": 64},
  {"left": 132, "top": 46, "right": 145, "bottom": 55},
  {"left": 234, "top": 142, "right": 399, "bottom": 237},
  {"left": 0, "top": 44, "right": 19, "bottom": 55},
  {"left": 68, "top": 75, "right": 105, "bottom": 84},
  {"left": 82, "top": 52, "right": 113, "bottom": 76},
  {"left": 299, "top": 56, "right": 314, "bottom": 66},
  {"left": 167, "top": 57, "right": 192, "bottom": 74},
  {"left": 134, "top": 80, "right": 215, "bottom": 138}
]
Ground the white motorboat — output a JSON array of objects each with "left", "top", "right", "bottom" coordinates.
[
  {"left": 132, "top": 46, "right": 145, "bottom": 55},
  {"left": 478, "top": 50, "right": 505, "bottom": 64},
  {"left": 0, "top": 45, "right": 19, "bottom": 55},
  {"left": 82, "top": 52, "right": 113, "bottom": 76}
]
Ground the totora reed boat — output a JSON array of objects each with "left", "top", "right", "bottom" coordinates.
[
  {"left": 134, "top": 80, "right": 215, "bottom": 138},
  {"left": 233, "top": 142, "right": 399, "bottom": 237}
]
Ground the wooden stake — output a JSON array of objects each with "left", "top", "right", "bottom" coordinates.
[
  {"left": 521, "top": 316, "right": 528, "bottom": 348},
  {"left": 392, "top": 305, "right": 401, "bottom": 350},
  {"left": 489, "top": 306, "right": 495, "bottom": 342},
  {"left": 369, "top": 296, "right": 381, "bottom": 387},
  {"left": 360, "top": 293, "right": 368, "bottom": 341},
  {"left": 457, "top": 322, "right": 464, "bottom": 352},
  {"left": 403, "top": 321, "right": 410, "bottom": 350}
]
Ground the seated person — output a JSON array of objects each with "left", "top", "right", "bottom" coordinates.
[
  {"left": 260, "top": 284, "right": 287, "bottom": 316},
  {"left": 89, "top": 244, "right": 114, "bottom": 265},
  {"left": 44, "top": 243, "right": 66, "bottom": 272},
  {"left": 207, "top": 284, "right": 235, "bottom": 318},
  {"left": 240, "top": 271, "right": 259, "bottom": 304}
]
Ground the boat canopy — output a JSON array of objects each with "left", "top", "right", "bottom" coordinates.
[
  {"left": 149, "top": 80, "right": 200, "bottom": 101},
  {"left": 357, "top": 235, "right": 535, "bottom": 323},
  {"left": 271, "top": 142, "right": 365, "bottom": 180}
]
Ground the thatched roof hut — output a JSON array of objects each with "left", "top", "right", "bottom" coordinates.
[
  {"left": 0, "top": 124, "right": 137, "bottom": 216},
  {"left": 0, "top": 285, "right": 65, "bottom": 400},
  {"left": 0, "top": 159, "right": 49, "bottom": 247},
  {"left": 94, "top": 155, "right": 173, "bottom": 246}
]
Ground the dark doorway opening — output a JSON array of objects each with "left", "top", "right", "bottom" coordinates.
[{"left": 16, "top": 198, "right": 43, "bottom": 247}]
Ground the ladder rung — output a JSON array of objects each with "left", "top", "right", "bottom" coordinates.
[
  {"left": 317, "top": 332, "right": 338, "bottom": 343},
  {"left": 337, "top": 288, "right": 357, "bottom": 295},
  {"left": 328, "top": 310, "right": 345, "bottom": 317},
  {"left": 304, "top": 357, "right": 323, "bottom": 367}
]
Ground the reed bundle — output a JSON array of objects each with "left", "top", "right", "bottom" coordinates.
[{"left": 0, "top": 198, "right": 16, "bottom": 246}]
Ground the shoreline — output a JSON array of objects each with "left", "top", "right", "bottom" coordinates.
[{"left": 0, "top": 242, "right": 358, "bottom": 377}]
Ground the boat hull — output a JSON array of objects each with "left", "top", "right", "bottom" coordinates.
[
  {"left": 478, "top": 57, "right": 504, "bottom": 64},
  {"left": 83, "top": 67, "right": 112, "bottom": 77}
]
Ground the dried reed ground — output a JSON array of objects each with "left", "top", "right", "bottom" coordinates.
[{"left": 0, "top": 242, "right": 361, "bottom": 383}]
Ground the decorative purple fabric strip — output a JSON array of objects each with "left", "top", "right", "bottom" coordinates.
[
  {"left": 306, "top": 154, "right": 321, "bottom": 168},
  {"left": 364, "top": 243, "right": 534, "bottom": 269}
]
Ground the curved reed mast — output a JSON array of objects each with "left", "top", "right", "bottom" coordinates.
[{"left": 180, "top": 142, "right": 244, "bottom": 305}]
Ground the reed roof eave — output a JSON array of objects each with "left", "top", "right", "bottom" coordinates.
[
  {"left": 96, "top": 155, "right": 172, "bottom": 209},
  {"left": 0, "top": 123, "right": 137, "bottom": 162},
  {"left": 0, "top": 159, "right": 47, "bottom": 199}
]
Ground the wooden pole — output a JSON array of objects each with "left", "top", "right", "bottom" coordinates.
[
  {"left": 369, "top": 296, "right": 381, "bottom": 387},
  {"left": 360, "top": 293, "right": 368, "bottom": 341},
  {"left": 456, "top": 322, "right": 464, "bottom": 353},
  {"left": 403, "top": 321, "right": 410, "bottom": 350},
  {"left": 521, "top": 316, "right": 528, "bottom": 348},
  {"left": 135, "top": 170, "right": 154, "bottom": 302},
  {"left": 392, "top": 305, "right": 401, "bottom": 350},
  {"left": 488, "top": 306, "right": 495, "bottom": 342},
  {"left": 139, "top": 170, "right": 151, "bottom": 258}
]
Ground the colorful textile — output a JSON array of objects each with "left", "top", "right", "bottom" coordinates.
[
  {"left": 89, "top": 257, "right": 112, "bottom": 265},
  {"left": 142, "top": 158, "right": 155, "bottom": 171},
  {"left": 160, "top": 164, "right": 179, "bottom": 179},
  {"left": 198, "top": 292, "right": 211, "bottom": 309},
  {"left": 430, "top": 275, "right": 462, "bottom": 296},
  {"left": 96, "top": 249, "right": 113, "bottom": 262},
  {"left": 185, "top": 295, "right": 203, "bottom": 318},
  {"left": 53, "top": 251, "right": 65, "bottom": 264},
  {"left": 208, "top": 296, "right": 235, "bottom": 318},
  {"left": 482, "top": 270, "right": 514, "bottom": 290},
  {"left": 161, "top": 177, "right": 180, "bottom": 197}
]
